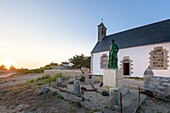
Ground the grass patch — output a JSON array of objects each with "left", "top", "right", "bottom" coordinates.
[
  {"left": 49, "top": 91, "right": 64, "bottom": 99},
  {"left": 27, "top": 79, "right": 35, "bottom": 83},
  {"left": 49, "top": 91, "right": 59, "bottom": 96},
  {"left": 27, "top": 74, "right": 70, "bottom": 86},
  {"left": 57, "top": 95, "right": 65, "bottom": 99},
  {"left": 89, "top": 108, "right": 100, "bottom": 113},
  {"left": 70, "top": 101, "right": 83, "bottom": 108},
  {"left": 17, "top": 67, "right": 52, "bottom": 74},
  {"left": 127, "top": 77, "right": 143, "bottom": 80}
]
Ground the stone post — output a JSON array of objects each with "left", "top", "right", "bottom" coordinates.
[
  {"left": 74, "top": 79, "right": 80, "bottom": 95},
  {"left": 110, "top": 87, "right": 120, "bottom": 110}
]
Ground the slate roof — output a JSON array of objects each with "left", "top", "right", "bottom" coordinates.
[{"left": 91, "top": 19, "right": 170, "bottom": 53}]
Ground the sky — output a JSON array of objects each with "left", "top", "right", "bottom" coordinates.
[{"left": 0, "top": 0, "right": 170, "bottom": 69}]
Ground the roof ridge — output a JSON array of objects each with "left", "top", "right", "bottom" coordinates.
[
  {"left": 92, "top": 19, "right": 170, "bottom": 53},
  {"left": 105, "top": 19, "right": 170, "bottom": 38}
]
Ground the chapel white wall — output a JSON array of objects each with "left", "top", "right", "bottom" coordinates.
[{"left": 91, "top": 43, "right": 170, "bottom": 77}]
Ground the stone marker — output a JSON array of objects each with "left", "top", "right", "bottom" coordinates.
[
  {"left": 74, "top": 78, "right": 80, "bottom": 95},
  {"left": 103, "top": 69, "right": 123, "bottom": 87},
  {"left": 109, "top": 87, "right": 120, "bottom": 110},
  {"left": 56, "top": 78, "right": 62, "bottom": 87}
]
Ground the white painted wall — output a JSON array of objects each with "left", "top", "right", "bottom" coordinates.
[{"left": 91, "top": 43, "right": 170, "bottom": 77}]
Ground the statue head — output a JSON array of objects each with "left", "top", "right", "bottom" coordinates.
[{"left": 112, "top": 39, "right": 115, "bottom": 44}]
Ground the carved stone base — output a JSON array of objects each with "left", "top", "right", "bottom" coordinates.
[{"left": 103, "top": 69, "right": 123, "bottom": 87}]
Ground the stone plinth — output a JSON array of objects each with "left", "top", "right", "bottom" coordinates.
[
  {"left": 103, "top": 69, "right": 123, "bottom": 87},
  {"left": 109, "top": 87, "right": 120, "bottom": 110}
]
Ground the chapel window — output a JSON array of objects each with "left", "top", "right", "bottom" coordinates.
[
  {"left": 100, "top": 54, "right": 108, "bottom": 69},
  {"left": 149, "top": 46, "right": 169, "bottom": 70}
]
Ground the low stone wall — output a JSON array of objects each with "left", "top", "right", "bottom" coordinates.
[
  {"left": 44, "top": 69, "right": 82, "bottom": 77},
  {"left": 144, "top": 75, "right": 170, "bottom": 101}
]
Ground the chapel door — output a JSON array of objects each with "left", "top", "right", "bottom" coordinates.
[{"left": 123, "top": 62, "right": 130, "bottom": 75}]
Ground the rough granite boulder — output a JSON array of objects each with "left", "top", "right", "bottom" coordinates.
[{"left": 143, "top": 67, "right": 170, "bottom": 101}]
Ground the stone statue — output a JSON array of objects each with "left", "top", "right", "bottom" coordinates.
[{"left": 108, "top": 39, "right": 119, "bottom": 69}]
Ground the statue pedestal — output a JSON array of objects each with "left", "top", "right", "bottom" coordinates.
[{"left": 103, "top": 69, "right": 123, "bottom": 87}]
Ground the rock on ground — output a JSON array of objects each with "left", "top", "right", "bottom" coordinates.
[{"left": 137, "top": 97, "right": 170, "bottom": 113}]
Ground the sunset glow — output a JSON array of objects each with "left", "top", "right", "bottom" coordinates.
[
  {"left": 0, "top": 1, "right": 170, "bottom": 69},
  {"left": 2, "top": 58, "right": 16, "bottom": 69}
]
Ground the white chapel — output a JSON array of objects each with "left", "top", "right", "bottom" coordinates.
[{"left": 91, "top": 19, "right": 170, "bottom": 77}]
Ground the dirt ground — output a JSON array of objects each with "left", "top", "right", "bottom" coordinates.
[
  {"left": 0, "top": 73, "right": 43, "bottom": 87},
  {"left": 0, "top": 73, "right": 170, "bottom": 113},
  {"left": 0, "top": 82, "right": 88, "bottom": 113}
]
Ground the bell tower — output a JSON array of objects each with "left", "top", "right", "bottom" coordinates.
[{"left": 98, "top": 22, "right": 107, "bottom": 42}]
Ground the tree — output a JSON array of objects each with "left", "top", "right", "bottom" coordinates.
[
  {"left": 44, "top": 62, "right": 58, "bottom": 67},
  {"left": 9, "top": 65, "right": 16, "bottom": 70},
  {"left": 0, "top": 65, "right": 7, "bottom": 70},
  {"left": 84, "top": 56, "right": 91, "bottom": 68},
  {"left": 69, "top": 54, "right": 91, "bottom": 68}
]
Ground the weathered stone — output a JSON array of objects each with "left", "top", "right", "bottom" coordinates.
[
  {"left": 56, "top": 78, "right": 62, "bottom": 87},
  {"left": 109, "top": 87, "right": 120, "bottom": 110},
  {"left": 74, "top": 79, "right": 80, "bottom": 95},
  {"left": 38, "top": 87, "right": 50, "bottom": 95},
  {"left": 143, "top": 67, "right": 154, "bottom": 77},
  {"left": 157, "top": 86, "right": 166, "bottom": 90},
  {"left": 143, "top": 67, "right": 170, "bottom": 101},
  {"left": 103, "top": 69, "right": 123, "bottom": 87},
  {"left": 165, "top": 87, "right": 170, "bottom": 95},
  {"left": 153, "top": 90, "right": 170, "bottom": 101}
]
